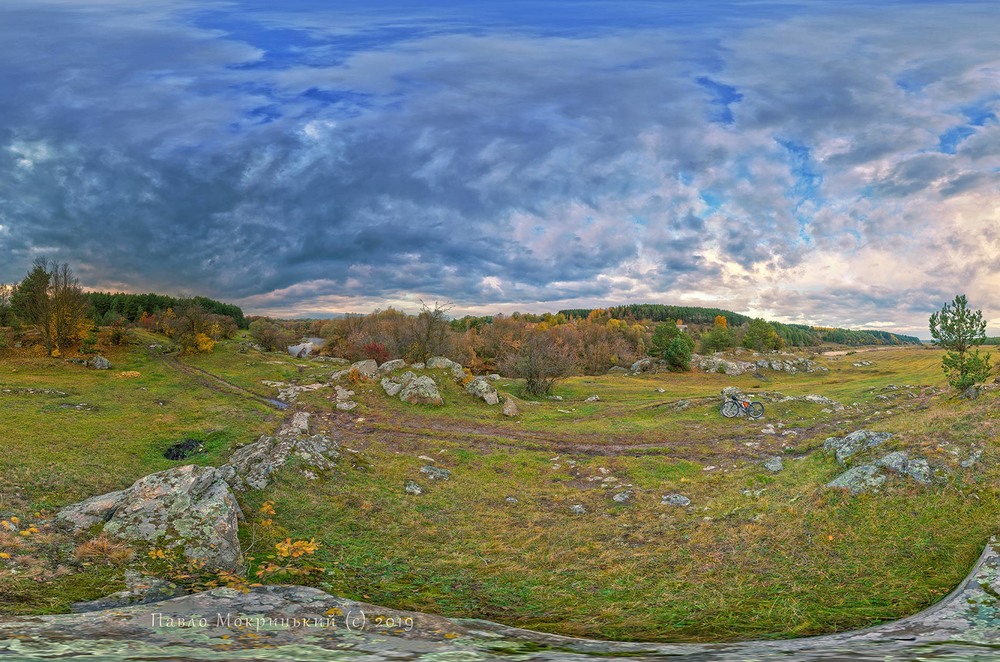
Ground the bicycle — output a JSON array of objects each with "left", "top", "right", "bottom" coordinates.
[{"left": 721, "top": 394, "right": 764, "bottom": 419}]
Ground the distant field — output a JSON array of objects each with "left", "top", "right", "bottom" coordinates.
[{"left": 1, "top": 339, "right": 997, "bottom": 642}]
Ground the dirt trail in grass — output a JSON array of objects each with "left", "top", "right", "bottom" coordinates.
[{"left": 160, "top": 355, "right": 286, "bottom": 411}]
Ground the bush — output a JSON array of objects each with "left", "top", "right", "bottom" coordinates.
[{"left": 499, "top": 332, "right": 576, "bottom": 397}]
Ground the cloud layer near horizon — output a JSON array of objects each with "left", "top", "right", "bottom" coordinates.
[{"left": 1, "top": 0, "right": 998, "bottom": 335}]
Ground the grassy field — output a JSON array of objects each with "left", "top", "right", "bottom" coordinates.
[{"left": 1, "top": 338, "right": 998, "bottom": 641}]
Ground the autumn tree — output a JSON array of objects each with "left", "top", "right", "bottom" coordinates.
[
  {"left": 410, "top": 301, "right": 453, "bottom": 362},
  {"left": 929, "top": 294, "right": 992, "bottom": 391},
  {"left": 699, "top": 317, "right": 736, "bottom": 353},
  {"left": 10, "top": 260, "right": 90, "bottom": 355},
  {"left": 500, "top": 330, "right": 575, "bottom": 396}
]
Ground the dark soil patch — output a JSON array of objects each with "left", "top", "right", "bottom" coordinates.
[{"left": 164, "top": 438, "right": 204, "bottom": 460}]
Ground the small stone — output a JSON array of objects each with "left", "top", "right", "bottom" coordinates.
[
  {"left": 569, "top": 504, "right": 587, "bottom": 514},
  {"left": 661, "top": 494, "right": 691, "bottom": 506},
  {"left": 336, "top": 401, "right": 357, "bottom": 411},
  {"left": 763, "top": 456, "right": 784, "bottom": 473},
  {"left": 420, "top": 465, "right": 451, "bottom": 480},
  {"left": 505, "top": 496, "right": 518, "bottom": 503},
  {"left": 612, "top": 490, "right": 634, "bottom": 503},
  {"left": 585, "top": 395, "right": 600, "bottom": 402},
  {"left": 405, "top": 480, "right": 424, "bottom": 495},
  {"left": 502, "top": 397, "right": 519, "bottom": 417}
]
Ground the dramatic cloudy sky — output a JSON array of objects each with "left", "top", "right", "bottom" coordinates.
[{"left": 2, "top": 0, "right": 998, "bottom": 336}]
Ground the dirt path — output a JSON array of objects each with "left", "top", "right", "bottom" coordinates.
[{"left": 159, "top": 355, "right": 287, "bottom": 411}]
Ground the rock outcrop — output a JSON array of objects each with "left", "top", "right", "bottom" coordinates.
[
  {"left": 824, "top": 430, "right": 893, "bottom": 465},
  {"left": 225, "top": 413, "right": 339, "bottom": 491},
  {"left": 57, "top": 465, "right": 243, "bottom": 571},
  {"left": 399, "top": 375, "right": 444, "bottom": 405}
]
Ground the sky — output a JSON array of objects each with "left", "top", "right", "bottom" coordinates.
[{"left": 1, "top": 0, "right": 998, "bottom": 337}]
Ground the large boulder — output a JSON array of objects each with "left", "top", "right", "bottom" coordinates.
[
  {"left": 399, "top": 375, "right": 444, "bottom": 405},
  {"left": 57, "top": 465, "right": 242, "bottom": 571},
  {"left": 465, "top": 377, "right": 499, "bottom": 405},
  {"left": 631, "top": 358, "right": 653, "bottom": 373},
  {"left": 827, "top": 451, "right": 933, "bottom": 495},
  {"left": 426, "top": 356, "right": 459, "bottom": 370},
  {"left": 823, "top": 430, "right": 892, "bottom": 465},
  {"left": 350, "top": 359, "right": 378, "bottom": 378}
]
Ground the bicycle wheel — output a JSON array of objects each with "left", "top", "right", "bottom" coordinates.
[
  {"left": 721, "top": 401, "right": 740, "bottom": 418},
  {"left": 747, "top": 402, "right": 764, "bottom": 419}
]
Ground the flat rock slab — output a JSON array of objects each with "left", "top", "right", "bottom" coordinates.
[{"left": 1, "top": 538, "right": 997, "bottom": 660}]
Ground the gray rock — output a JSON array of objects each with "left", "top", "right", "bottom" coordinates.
[
  {"left": 404, "top": 480, "right": 424, "bottom": 496},
  {"left": 350, "top": 359, "right": 378, "bottom": 378},
  {"left": 675, "top": 399, "right": 690, "bottom": 410},
  {"left": 380, "top": 377, "right": 403, "bottom": 397},
  {"left": 58, "top": 465, "right": 243, "bottom": 571},
  {"left": 311, "top": 356, "right": 349, "bottom": 365},
  {"left": 569, "top": 504, "right": 587, "bottom": 514},
  {"left": 426, "top": 356, "right": 458, "bottom": 370},
  {"left": 55, "top": 489, "right": 128, "bottom": 529},
  {"left": 763, "top": 456, "right": 784, "bottom": 473},
  {"left": 488, "top": 373, "right": 501, "bottom": 381},
  {"left": 505, "top": 496, "right": 518, "bottom": 503},
  {"left": 607, "top": 366, "right": 629, "bottom": 374},
  {"left": 661, "top": 493, "right": 691, "bottom": 506},
  {"left": 612, "top": 490, "right": 634, "bottom": 504},
  {"left": 656, "top": 387, "right": 666, "bottom": 393},
  {"left": 585, "top": 395, "right": 600, "bottom": 402},
  {"left": 397, "top": 370, "right": 418, "bottom": 386},
  {"left": 465, "top": 377, "right": 499, "bottom": 405},
  {"left": 227, "top": 430, "right": 340, "bottom": 492},
  {"left": 420, "top": 465, "right": 451, "bottom": 481},
  {"left": 399, "top": 375, "right": 443, "bottom": 406},
  {"left": 89, "top": 355, "right": 111, "bottom": 370},
  {"left": 631, "top": 358, "right": 653, "bottom": 372},
  {"left": 502, "top": 397, "right": 519, "bottom": 417},
  {"left": 410, "top": 362, "right": 425, "bottom": 370},
  {"left": 961, "top": 385, "right": 980, "bottom": 400},
  {"left": 378, "top": 359, "right": 406, "bottom": 374},
  {"left": 826, "top": 464, "right": 887, "bottom": 494},
  {"left": 823, "top": 430, "right": 893, "bottom": 465},
  {"left": 336, "top": 401, "right": 357, "bottom": 411},
  {"left": 878, "top": 451, "right": 932, "bottom": 483}
]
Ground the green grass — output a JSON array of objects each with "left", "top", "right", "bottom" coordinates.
[{"left": 2, "top": 339, "right": 998, "bottom": 643}]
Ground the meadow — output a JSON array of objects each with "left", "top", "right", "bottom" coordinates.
[{"left": 1, "top": 338, "right": 996, "bottom": 642}]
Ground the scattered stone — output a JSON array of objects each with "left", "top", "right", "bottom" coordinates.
[
  {"left": 410, "top": 362, "right": 425, "bottom": 370},
  {"left": 420, "top": 465, "right": 451, "bottom": 481},
  {"left": 57, "top": 465, "right": 242, "bottom": 571},
  {"left": 827, "top": 451, "right": 933, "bottom": 494},
  {"left": 380, "top": 378, "right": 403, "bottom": 397},
  {"left": 721, "top": 386, "right": 746, "bottom": 402},
  {"left": 823, "top": 430, "right": 893, "bottom": 465},
  {"left": 502, "top": 397, "right": 519, "bottom": 417},
  {"left": 763, "top": 456, "right": 784, "bottom": 473},
  {"left": 661, "top": 494, "right": 691, "bottom": 506},
  {"left": 310, "top": 356, "right": 349, "bottom": 365},
  {"left": 585, "top": 395, "right": 600, "bottom": 402},
  {"left": 675, "top": 399, "right": 690, "bottom": 410},
  {"left": 612, "top": 490, "right": 634, "bottom": 504},
  {"left": 962, "top": 449, "right": 983, "bottom": 469},
  {"left": 333, "top": 385, "right": 355, "bottom": 401},
  {"left": 465, "top": 377, "right": 499, "bottom": 405},
  {"left": 569, "top": 504, "right": 587, "bottom": 514},
  {"left": 261, "top": 381, "right": 327, "bottom": 403},
  {"left": 397, "top": 371, "right": 418, "bottom": 386},
  {"left": 488, "top": 374, "right": 501, "bottom": 381},
  {"left": 607, "top": 366, "right": 628, "bottom": 374},
  {"left": 336, "top": 401, "right": 357, "bottom": 411},
  {"left": 399, "top": 375, "right": 443, "bottom": 406},
  {"left": 853, "top": 360, "right": 873, "bottom": 367},
  {"left": 656, "top": 387, "right": 666, "bottom": 393},
  {"left": 961, "top": 386, "right": 980, "bottom": 400},
  {"left": 418, "top": 455, "right": 435, "bottom": 463},
  {"left": 426, "top": 356, "right": 459, "bottom": 370},
  {"left": 549, "top": 395, "right": 564, "bottom": 401},
  {"left": 89, "top": 355, "right": 111, "bottom": 370},
  {"left": 378, "top": 359, "right": 406, "bottom": 374},
  {"left": 761, "top": 424, "right": 776, "bottom": 435},
  {"left": 404, "top": 480, "right": 424, "bottom": 496},
  {"left": 163, "top": 438, "right": 203, "bottom": 461},
  {"left": 505, "top": 496, "right": 518, "bottom": 503}
]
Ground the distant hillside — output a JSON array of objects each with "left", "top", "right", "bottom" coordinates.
[
  {"left": 558, "top": 304, "right": 921, "bottom": 347},
  {"left": 87, "top": 292, "right": 246, "bottom": 328}
]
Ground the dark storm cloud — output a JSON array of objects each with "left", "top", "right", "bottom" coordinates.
[{"left": 1, "top": 0, "right": 999, "bottom": 333}]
